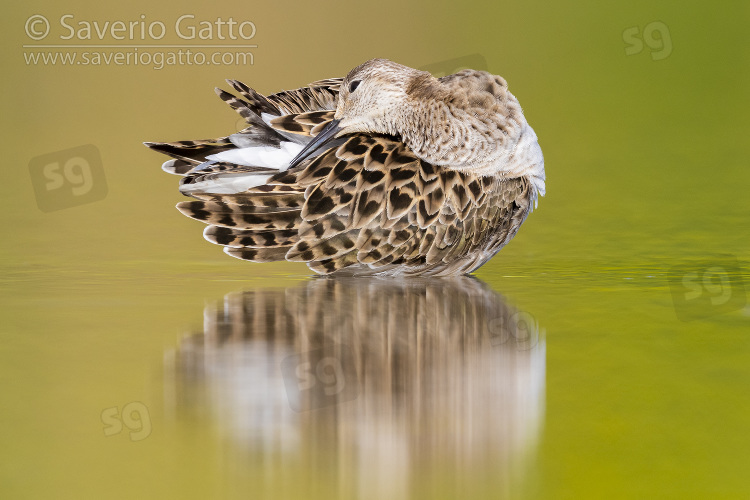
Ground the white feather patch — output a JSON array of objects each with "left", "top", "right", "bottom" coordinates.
[
  {"left": 260, "top": 113, "right": 277, "bottom": 126},
  {"left": 206, "top": 141, "right": 303, "bottom": 170},
  {"left": 161, "top": 159, "right": 180, "bottom": 175},
  {"left": 180, "top": 173, "right": 273, "bottom": 195}
]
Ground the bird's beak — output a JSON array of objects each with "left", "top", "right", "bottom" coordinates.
[{"left": 287, "top": 119, "right": 342, "bottom": 169}]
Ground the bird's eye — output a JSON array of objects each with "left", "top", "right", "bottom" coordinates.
[{"left": 348, "top": 80, "right": 361, "bottom": 93}]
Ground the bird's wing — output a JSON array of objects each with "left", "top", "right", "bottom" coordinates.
[
  {"left": 146, "top": 76, "right": 530, "bottom": 274},
  {"left": 177, "top": 130, "right": 532, "bottom": 275},
  {"left": 265, "top": 78, "right": 342, "bottom": 115},
  {"left": 144, "top": 78, "right": 343, "bottom": 175}
]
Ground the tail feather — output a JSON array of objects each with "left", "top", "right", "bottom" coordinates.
[
  {"left": 190, "top": 191, "right": 303, "bottom": 209},
  {"left": 143, "top": 139, "right": 234, "bottom": 164},
  {"left": 214, "top": 86, "right": 293, "bottom": 148},
  {"left": 267, "top": 84, "right": 339, "bottom": 115},
  {"left": 228, "top": 127, "right": 285, "bottom": 148},
  {"left": 178, "top": 170, "right": 276, "bottom": 196},
  {"left": 225, "top": 79, "right": 281, "bottom": 116},
  {"left": 161, "top": 158, "right": 197, "bottom": 176},
  {"left": 176, "top": 200, "right": 301, "bottom": 230},
  {"left": 147, "top": 78, "right": 346, "bottom": 270},
  {"left": 203, "top": 226, "right": 299, "bottom": 248},
  {"left": 214, "top": 87, "right": 270, "bottom": 128}
]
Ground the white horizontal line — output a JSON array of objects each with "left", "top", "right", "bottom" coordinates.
[{"left": 22, "top": 44, "right": 258, "bottom": 48}]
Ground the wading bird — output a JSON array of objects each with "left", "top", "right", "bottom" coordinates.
[{"left": 145, "top": 58, "right": 545, "bottom": 276}]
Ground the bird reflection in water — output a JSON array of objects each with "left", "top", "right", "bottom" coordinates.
[{"left": 165, "top": 276, "right": 545, "bottom": 500}]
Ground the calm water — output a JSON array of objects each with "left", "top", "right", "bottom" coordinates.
[
  {"left": 2, "top": 0, "right": 749, "bottom": 498},
  {"left": 169, "top": 278, "right": 544, "bottom": 500},
  {"left": 3, "top": 253, "right": 748, "bottom": 498}
]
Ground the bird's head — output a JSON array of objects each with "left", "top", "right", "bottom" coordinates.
[{"left": 288, "top": 58, "right": 433, "bottom": 168}]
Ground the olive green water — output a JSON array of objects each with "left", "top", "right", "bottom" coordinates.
[{"left": 2, "top": 1, "right": 749, "bottom": 498}]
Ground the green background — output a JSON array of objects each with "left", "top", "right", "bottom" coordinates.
[{"left": 2, "top": 0, "right": 749, "bottom": 498}]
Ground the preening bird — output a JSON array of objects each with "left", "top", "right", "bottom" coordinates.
[{"left": 145, "top": 58, "right": 545, "bottom": 276}]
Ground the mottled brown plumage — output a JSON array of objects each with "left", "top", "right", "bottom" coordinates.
[{"left": 145, "top": 59, "right": 545, "bottom": 276}]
